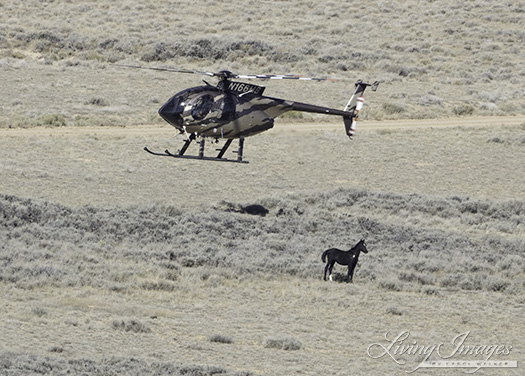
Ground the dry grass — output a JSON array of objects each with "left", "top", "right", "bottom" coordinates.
[
  {"left": 1, "top": 135, "right": 524, "bottom": 373},
  {"left": 1, "top": 274, "right": 523, "bottom": 375},
  {"left": 1, "top": 120, "right": 523, "bottom": 208},
  {"left": 1, "top": 0, "right": 524, "bottom": 374}
]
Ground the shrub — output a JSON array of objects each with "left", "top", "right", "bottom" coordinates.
[
  {"left": 382, "top": 103, "right": 406, "bottom": 115},
  {"left": 453, "top": 103, "right": 474, "bottom": 115},
  {"left": 111, "top": 319, "right": 151, "bottom": 333},
  {"left": 386, "top": 306, "right": 403, "bottom": 316},
  {"left": 262, "top": 336, "right": 302, "bottom": 350},
  {"left": 32, "top": 307, "right": 47, "bottom": 318},
  {"left": 208, "top": 334, "right": 234, "bottom": 344},
  {"left": 178, "top": 365, "right": 228, "bottom": 375},
  {"left": 417, "top": 94, "right": 443, "bottom": 106},
  {"left": 140, "top": 280, "right": 177, "bottom": 292},
  {"left": 378, "top": 278, "right": 403, "bottom": 292},
  {"left": 459, "top": 274, "right": 485, "bottom": 291},
  {"left": 85, "top": 97, "right": 109, "bottom": 106},
  {"left": 422, "top": 286, "right": 440, "bottom": 295},
  {"left": 37, "top": 114, "right": 66, "bottom": 127},
  {"left": 0, "top": 354, "right": 232, "bottom": 374},
  {"left": 486, "top": 278, "right": 510, "bottom": 292},
  {"left": 140, "top": 38, "right": 273, "bottom": 62},
  {"left": 439, "top": 273, "right": 463, "bottom": 289}
]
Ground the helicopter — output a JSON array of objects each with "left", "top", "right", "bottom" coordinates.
[{"left": 118, "top": 65, "right": 379, "bottom": 163}]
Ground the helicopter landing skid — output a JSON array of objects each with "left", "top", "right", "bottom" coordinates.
[{"left": 143, "top": 136, "right": 248, "bottom": 163}]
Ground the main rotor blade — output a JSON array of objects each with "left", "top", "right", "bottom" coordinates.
[
  {"left": 235, "top": 73, "right": 339, "bottom": 82},
  {"left": 114, "top": 64, "right": 216, "bottom": 77},
  {"left": 115, "top": 64, "right": 340, "bottom": 82}
]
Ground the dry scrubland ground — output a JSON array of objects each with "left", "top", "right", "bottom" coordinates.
[
  {"left": 1, "top": 0, "right": 525, "bottom": 375},
  {"left": 0, "top": 0, "right": 524, "bottom": 126},
  {"left": 1, "top": 122, "right": 524, "bottom": 375}
]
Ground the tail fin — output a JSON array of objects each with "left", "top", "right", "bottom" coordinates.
[{"left": 344, "top": 80, "right": 379, "bottom": 138}]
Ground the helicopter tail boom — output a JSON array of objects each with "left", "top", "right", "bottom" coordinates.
[{"left": 289, "top": 80, "right": 378, "bottom": 138}]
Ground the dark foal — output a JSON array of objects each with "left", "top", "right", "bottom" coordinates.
[{"left": 321, "top": 239, "right": 368, "bottom": 282}]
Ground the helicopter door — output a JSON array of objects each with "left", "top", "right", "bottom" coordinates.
[{"left": 190, "top": 94, "right": 214, "bottom": 120}]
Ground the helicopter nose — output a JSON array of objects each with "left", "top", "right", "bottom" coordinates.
[{"left": 159, "top": 97, "right": 183, "bottom": 128}]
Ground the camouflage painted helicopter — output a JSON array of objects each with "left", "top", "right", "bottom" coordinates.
[{"left": 119, "top": 65, "right": 379, "bottom": 163}]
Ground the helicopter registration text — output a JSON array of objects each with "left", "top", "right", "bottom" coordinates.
[{"left": 217, "top": 81, "right": 266, "bottom": 96}]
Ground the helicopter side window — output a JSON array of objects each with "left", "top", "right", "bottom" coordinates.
[{"left": 191, "top": 95, "right": 214, "bottom": 121}]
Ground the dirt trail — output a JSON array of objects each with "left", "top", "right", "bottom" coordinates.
[{"left": 1, "top": 115, "right": 523, "bottom": 209}]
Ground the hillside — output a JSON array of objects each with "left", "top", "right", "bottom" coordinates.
[
  {"left": 1, "top": 1, "right": 524, "bottom": 374},
  {"left": 0, "top": 0, "right": 524, "bottom": 128},
  {"left": 1, "top": 189, "right": 524, "bottom": 374},
  {"left": 2, "top": 190, "right": 523, "bottom": 293}
]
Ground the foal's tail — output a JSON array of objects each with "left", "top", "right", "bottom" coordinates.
[{"left": 321, "top": 250, "right": 328, "bottom": 263}]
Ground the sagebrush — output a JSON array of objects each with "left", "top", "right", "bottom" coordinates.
[{"left": 1, "top": 189, "right": 523, "bottom": 294}]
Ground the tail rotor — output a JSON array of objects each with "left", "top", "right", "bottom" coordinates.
[{"left": 343, "top": 80, "right": 379, "bottom": 138}]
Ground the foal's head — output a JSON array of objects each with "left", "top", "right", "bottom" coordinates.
[{"left": 356, "top": 239, "right": 368, "bottom": 253}]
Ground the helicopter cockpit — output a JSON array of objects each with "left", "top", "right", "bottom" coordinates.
[
  {"left": 188, "top": 94, "right": 214, "bottom": 121},
  {"left": 158, "top": 86, "right": 215, "bottom": 129},
  {"left": 159, "top": 85, "right": 242, "bottom": 130}
]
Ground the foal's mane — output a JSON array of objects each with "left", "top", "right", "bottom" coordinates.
[{"left": 349, "top": 239, "right": 365, "bottom": 252}]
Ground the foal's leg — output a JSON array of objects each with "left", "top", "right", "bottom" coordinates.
[
  {"left": 328, "top": 262, "right": 335, "bottom": 281},
  {"left": 323, "top": 263, "right": 330, "bottom": 281},
  {"left": 348, "top": 262, "right": 356, "bottom": 283}
]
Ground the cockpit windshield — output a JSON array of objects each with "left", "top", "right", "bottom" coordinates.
[
  {"left": 159, "top": 86, "right": 218, "bottom": 128},
  {"left": 191, "top": 94, "right": 214, "bottom": 120}
]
